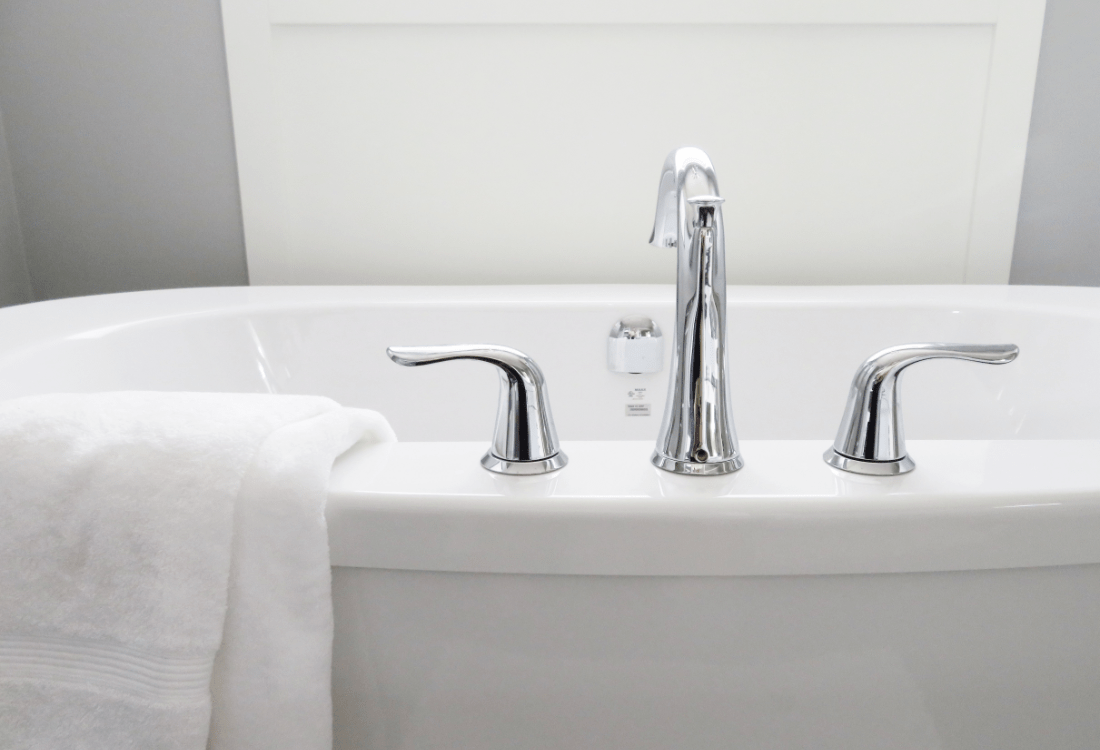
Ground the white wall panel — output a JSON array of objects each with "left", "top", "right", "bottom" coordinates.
[{"left": 222, "top": 1, "right": 1045, "bottom": 285}]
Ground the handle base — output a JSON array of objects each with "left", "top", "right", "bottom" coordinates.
[
  {"left": 824, "top": 449, "right": 916, "bottom": 476},
  {"left": 481, "top": 451, "right": 568, "bottom": 476},
  {"left": 651, "top": 451, "right": 744, "bottom": 476}
]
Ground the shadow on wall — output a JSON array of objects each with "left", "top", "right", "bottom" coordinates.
[
  {"left": 0, "top": 102, "right": 32, "bottom": 307},
  {"left": 0, "top": 0, "right": 248, "bottom": 305},
  {"left": 1010, "top": 0, "right": 1100, "bottom": 286}
]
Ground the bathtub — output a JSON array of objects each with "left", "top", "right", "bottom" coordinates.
[{"left": 2, "top": 284, "right": 1100, "bottom": 749}]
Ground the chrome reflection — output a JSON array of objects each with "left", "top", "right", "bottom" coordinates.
[{"left": 825, "top": 343, "right": 1019, "bottom": 475}]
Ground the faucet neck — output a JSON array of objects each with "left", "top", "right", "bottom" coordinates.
[{"left": 650, "top": 148, "right": 742, "bottom": 476}]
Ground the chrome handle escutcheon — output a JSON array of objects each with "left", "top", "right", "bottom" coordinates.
[
  {"left": 387, "top": 344, "right": 567, "bottom": 475},
  {"left": 825, "top": 343, "right": 1019, "bottom": 475}
]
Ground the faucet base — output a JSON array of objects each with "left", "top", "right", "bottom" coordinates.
[
  {"left": 482, "top": 451, "right": 568, "bottom": 476},
  {"left": 651, "top": 452, "right": 743, "bottom": 476},
  {"left": 824, "top": 448, "right": 915, "bottom": 476}
]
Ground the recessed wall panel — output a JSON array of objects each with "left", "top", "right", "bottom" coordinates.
[{"left": 270, "top": 24, "right": 992, "bottom": 284}]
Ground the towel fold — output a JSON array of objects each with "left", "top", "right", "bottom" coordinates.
[{"left": 0, "top": 392, "right": 395, "bottom": 750}]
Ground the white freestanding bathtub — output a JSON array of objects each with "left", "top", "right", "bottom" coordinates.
[{"left": 2, "top": 284, "right": 1100, "bottom": 749}]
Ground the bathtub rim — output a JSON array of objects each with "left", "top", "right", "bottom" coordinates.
[
  {"left": 5, "top": 284, "right": 1100, "bottom": 576},
  {"left": 4, "top": 283, "right": 1100, "bottom": 363},
  {"left": 326, "top": 438, "right": 1100, "bottom": 577}
]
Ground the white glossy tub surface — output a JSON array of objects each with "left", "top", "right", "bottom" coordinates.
[
  {"left": 328, "top": 439, "right": 1100, "bottom": 577},
  {"left": 2, "top": 284, "right": 1099, "bottom": 749}
]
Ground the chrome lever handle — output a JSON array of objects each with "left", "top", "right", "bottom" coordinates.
[
  {"left": 825, "top": 343, "right": 1019, "bottom": 475},
  {"left": 386, "top": 344, "right": 567, "bottom": 475}
]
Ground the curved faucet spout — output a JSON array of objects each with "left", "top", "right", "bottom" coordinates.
[
  {"left": 650, "top": 147, "right": 742, "bottom": 476},
  {"left": 649, "top": 147, "right": 723, "bottom": 250}
]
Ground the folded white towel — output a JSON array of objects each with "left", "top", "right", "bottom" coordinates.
[{"left": 0, "top": 392, "right": 395, "bottom": 750}]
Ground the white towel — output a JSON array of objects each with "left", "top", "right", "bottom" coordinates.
[{"left": 0, "top": 392, "right": 395, "bottom": 750}]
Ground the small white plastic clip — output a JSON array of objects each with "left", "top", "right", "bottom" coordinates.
[{"left": 607, "top": 316, "right": 663, "bottom": 374}]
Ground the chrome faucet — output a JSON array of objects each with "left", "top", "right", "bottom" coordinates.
[
  {"left": 387, "top": 344, "right": 567, "bottom": 475},
  {"left": 649, "top": 147, "right": 742, "bottom": 475},
  {"left": 825, "top": 343, "right": 1019, "bottom": 475}
]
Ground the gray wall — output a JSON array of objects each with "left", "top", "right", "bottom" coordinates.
[
  {"left": 0, "top": 0, "right": 1094, "bottom": 305},
  {"left": 0, "top": 102, "right": 33, "bottom": 307},
  {"left": 0, "top": 0, "right": 248, "bottom": 304},
  {"left": 1011, "top": 0, "right": 1100, "bottom": 285}
]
